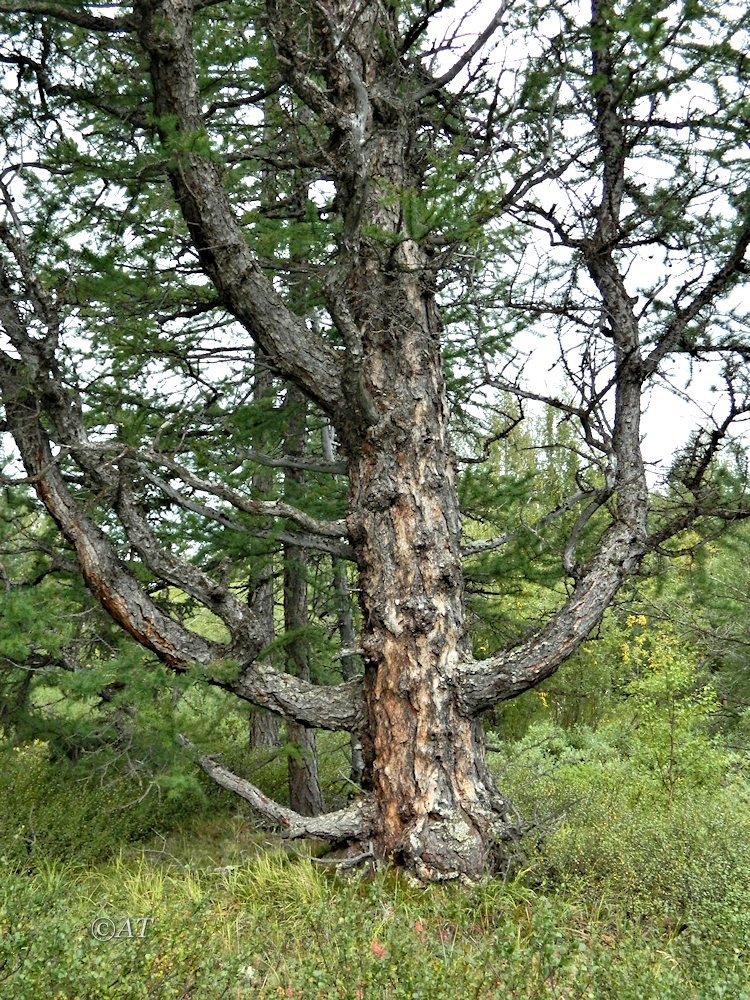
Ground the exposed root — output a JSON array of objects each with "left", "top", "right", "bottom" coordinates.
[{"left": 310, "top": 841, "right": 376, "bottom": 872}]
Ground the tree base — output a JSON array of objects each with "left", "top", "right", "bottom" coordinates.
[{"left": 380, "top": 802, "right": 524, "bottom": 882}]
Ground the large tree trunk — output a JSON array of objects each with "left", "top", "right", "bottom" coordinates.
[
  {"left": 348, "top": 325, "right": 513, "bottom": 877},
  {"left": 334, "top": 117, "right": 514, "bottom": 875},
  {"left": 271, "top": 0, "right": 521, "bottom": 866}
]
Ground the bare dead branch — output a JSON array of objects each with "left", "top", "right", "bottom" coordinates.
[{"left": 415, "top": 3, "right": 509, "bottom": 99}]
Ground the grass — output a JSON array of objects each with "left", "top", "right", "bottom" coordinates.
[
  {"left": 1, "top": 712, "right": 748, "bottom": 998},
  {"left": 1, "top": 808, "right": 748, "bottom": 1000}
]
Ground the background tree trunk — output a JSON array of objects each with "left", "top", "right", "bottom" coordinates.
[
  {"left": 284, "top": 387, "right": 324, "bottom": 816},
  {"left": 322, "top": 423, "right": 364, "bottom": 787},
  {"left": 248, "top": 354, "right": 280, "bottom": 750}
]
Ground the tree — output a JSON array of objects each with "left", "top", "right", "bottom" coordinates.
[{"left": 1, "top": 0, "right": 749, "bottom": 879}]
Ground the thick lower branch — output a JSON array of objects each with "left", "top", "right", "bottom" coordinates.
[
  {"left": 231, "top": 667, "right": 364, "bottom": 732},
  {"left": 0, "top": 367, "right": 362, "bottom": 732},
  {"left": 180, "top": 736, "right": 374, "bottom": 840},
  {"left": 459, "top": 523, "right": 645, "bottom": 713}
]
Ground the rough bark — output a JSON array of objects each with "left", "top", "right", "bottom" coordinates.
[
  {"left": 344, "top": 248, "right": 515, "bottom": 876},
  {"left": 323, "top": 78, "right": 514, "bottom": 873}
]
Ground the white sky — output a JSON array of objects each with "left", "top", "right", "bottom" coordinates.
[{"left": 429, "top": 0, "right": 750, "bottom": 483}]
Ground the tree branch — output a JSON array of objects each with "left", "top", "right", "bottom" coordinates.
[
  {"left": 0, "top": 1, "right": 133, "bottom": 31},
  {"left": 228, "top": 666, "right": 365, "bottom": 732},
  {"left": 142, "top": 470, "right": 356, "bottom": 559},
  {"left": 643, "top": 215, "right": 750, "bottom": 377},
  {"left": 458, "top": 521, "right": 645, "bottom": 713},
  {"left": 137, "top": 448, "right": 350, "bottom": 539},
  {"left": 133, "top": 0, "right": 345, "bottom": 417},
  {"left": 179, "top": 734, "right": 373, "bottom": 839},
  {"left": 0, "top": 346, "right": 361, "bottom": 731},
  {"left": 415, "top": 3, "right": 509, "bottom": 99},
  {"left": 459, "top": 2, "right": 650, "bottom": 712},
  {"left": 461, "top": 489, "right": 593, "bottom": 557},
  {"left": 241, "top": 448, "right": 346, "bottom": 476}
]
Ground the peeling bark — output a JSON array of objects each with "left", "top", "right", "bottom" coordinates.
[
  {"left": 330, "top": 114, "right": 514, "bottom": 874},
  {"left": 347, "top": 292, "right": 516, "bottom": 876}
]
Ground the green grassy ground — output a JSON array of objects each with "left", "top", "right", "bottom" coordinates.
[
  {"left": 1, "top": 716, "right": 748, "bottom": 999},
  {"left": 1, "top": 831, "right": 747, "bottom": 999}
]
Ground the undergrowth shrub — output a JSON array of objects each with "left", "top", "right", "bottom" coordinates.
[
  {"left": 490, "top": 716, "right": 750, "bottom": 935},
  {"left": 2, "top": 851, "right": 746, "bottom": 999},
  {"left": 1, "top": 619, "right": 747, "bottom": 998},
  {"left": 0, "top": 737, "right": 211, "bottom": 867}
]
